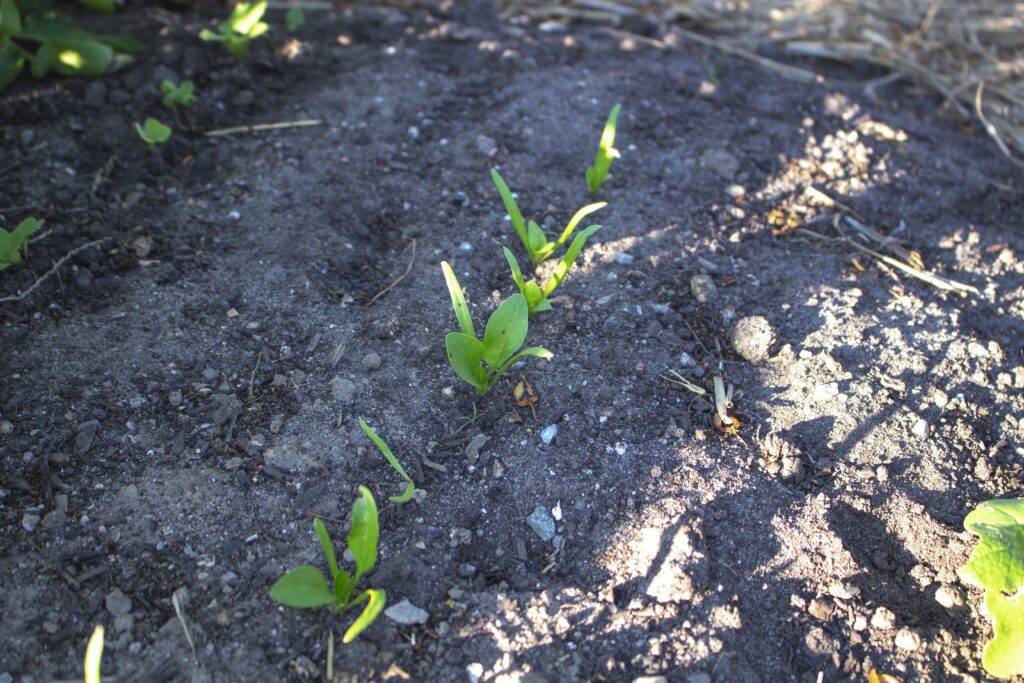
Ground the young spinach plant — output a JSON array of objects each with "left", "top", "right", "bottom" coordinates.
[
  {"left": 161, "top": 79, "right": 195, "bottom": 109},
  {"left": 0, "top": 0, "right": 143, "bottom": 94},
  {"left": 957, "top": 498, "right": 1024, "bottom": 678},
  {"left": 285, "top": 6, "right": 305, "bottom": 31},
  {"left": 0, "top": 216, "right": 42, "bottom": 270},
  {"left": 269, "top": 486, "right": 386, "bottom": 643},
  {"left": 359, "top": 417, "right": 415, "bottom": 503},
  {"left": 585, "top": 103, "right": 621, "bottom": 194},
  {"left": 491, "top": 169, "right": 605, "bottom": 267},
  {"left": 135, "top": 118, "right": 171, "bottom": 153},
  {"left": 199, "top": 0, "right": 268, "bottom": 60},
  {"left": 502, "top": 220, "right": 600, "bottom": 316},
  {"left": 442, "top": 261, "right": 552, "bottom": 396}
]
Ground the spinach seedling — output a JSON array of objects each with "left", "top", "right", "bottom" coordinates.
[
  {"left": 285, "top": 7, "right": 305, "bottom": 31},
  {"left": 84, "top": 625, "right": 104, "bottom": 683},
  {"left": 0, "top": 217, "right": 42, "bottom": 270},
  {"left": 491, "top": 169, "right": 605, "bottom": 266},
  {"left": 359, "top": 417, "right": 415, "bottom": 503},
  {"left": 957, "top": 498, "right": 1024, "bottom": 678},
  {"left": 442, "top": 261, "right": 552, "bottom": 396},
  {"left": 502, "top": 221, "right": 600, "bottom": 315},
  {"left": 161, "top": 79, "right": 195, "bottom": 109},
  {"left": 269, "top": 486, "right": 386, "bottom": 643},
  {"left": 135, "top": 118, "right": 171, "bottom": 153},
  {"left": 199, "top": 1, "right": 268, "bottom": 60},
  {"left": 585, "top": 103, "right": 621, "bottom": 194}
]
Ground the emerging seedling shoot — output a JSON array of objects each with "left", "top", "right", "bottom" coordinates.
[
  {"left": 199, "top": 0, "right": 268, "bottom": 60},
  {"left": 269, "top": 487, "right": 386, "bottom": 643},
  {"left": 491, "top": 168, "right": 605, "bottom": 267},
  {"left": 442, "top": 261, "right": 552, "bottom": 395},
  {"left": 0, "top": 217, "right": 42, "bottom": 270},
  {"left": 585, "top": 103, "right": 621, "bottom": 194},
  {"left": 358, "top": 417, "right": 416, "bottom": 503},
  {"left": 135, "top": 118, "right": 171, "bottom": 153}
]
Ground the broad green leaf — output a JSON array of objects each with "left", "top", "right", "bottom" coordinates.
[
  {"left": 29, "top": 40, "right": 56, "bottom": 78},
  {"left": 229, "top": 1, "right": 267, "bottom": 36},
  {"left": 554, "top": 201, "right": 606, "bottom": 249},
  {"left": 981, "top": 588, "right": 1024, "bottom": 678},
  {"left": 75, "top": 0, "right": 114, "bottom": 14},
  {"left": 313, "top": 517, "right": 341, "bottom": 580},
  {"left": 445, "top": 332, "right": 486, "bottom": 392},
  {"left": 959, "top": 499, "right": 1024, "bottom": 595},
  {"left": 343, "top": 589, "right": 386, "bottom": 643},
  {"left": 0, "top": 40, "right": 24, "bottom": 92},
  {"left": 269, "top": 565, "right": 336, "bottom": 608},
  {"left": 20, "top": 14, "right": 89, "bottom": 42},
  {"left": 45, "top": 39, "right": 113, "bottom": 77},
  {"left": 441, "top": 261, "right": 475, "bottom": 337},
  {"left": 544, "top": 224, "right": 600, "bottom": 298},
  {"left": 359, "top": 417, "right": 415, "bottom": 503},
  {"left": 348, "top": 486, "right": 379, "bottom": 582},
  {"left": 482, "top": 293, "right": 528, "bottom": 370},
  {"left": 491, "top": 169, "right": 529, "bottom": 253},
  {"left": 1, "top": 0, "right": 21, "bottom": 37},
  {"left": 96, "top": 34, "right": 145, "bottom": 54}
]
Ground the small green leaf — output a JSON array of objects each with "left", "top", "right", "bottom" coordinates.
[
  {"left": 523, "top": 281, "right": 547, "bottom": 313},
  {"left": 348, "top": 486, "right": 379, "bottom": 582},
  {"left": 313, "top": 517, "right": 341, "bottom": 580},
  {"left": 526, "top": 220, "right": 547, "bottom": 261},
  {"left": 285, "top": 6, "right": 305, "bottom": 30},
  {"left": 359, "top": 417, "right": 415, "bottom": 503},
  {"left": 441, "top": 261, "right": 475, "bottom": 338},
  {"left": 504, "top": 247, "right": 526, "bottom": 293},
  {"left": 544, "top": 224, "right": 600, "bottom": 298},
  {"left": 229, "top": 1, "right": 268, "bottom": 36},
  {"left": 0, "top": 217, "right": 43, "bottom": 268},
  {"left": 491, "top": 169, "right": 530, "bottom": 256},
  {"left": 981, "top": 588, "right": 1024, "bottom": 678},
  {"left": 269, "top": 565, "right": 336, "bottom": 608},
  {"left": 482, "top": 293, "right": 528, "bottom": 370},
  {"left": 445, "top": 332, "right": 486, "bottom": 392},
  {"left": 554, "top": 201, "right": 606, "bottom": 250},
  {"left": 1, "top": 0, "right": 22, "bottom": 37},
  {"left": 586, "top": 103, "right": 621, "bottom": 193},
  {"left": 343, "top": 589, "right": 386, "bottom": 643},
  {"left": 0, "top": 40, "right": 25, "bottom": 93},
  {"left": 959, "top": 499, "right": 1024, "bottom": 595}
]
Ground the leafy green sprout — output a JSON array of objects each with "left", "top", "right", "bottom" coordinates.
[
  {"left": 585, "top": 103, "right": 621, "bottom": 194},
  {"left": 491, "top": 168, "right": 605, "bottom": 267},
  {"left": 285, "top": 6, "right": 305, "bottom": 31},
  {"left": 199, "top": 0, "right": 268, "bottom": 60},
  {"left": 160, "top": 79, "right": 195, "bottom": 109},
  {"left": 957, "top": 498, "right": 1024, "bottom": 678},
  {"left": 135, "top": 118, "right": 171, "bottom": 153},
  {"left": 503, "top": 220, "right": 600, "bottom": 316},
  {"left": 269, "top": 486, "right": 386, "bottom": 643},
  {"left": 0, "top": 0, "right": 143, "bottom": 94},
  {"left": 0, "top": 217, "right": 42, "bottom": 270},
  {"left": 358, "top": 417, "right": 415, "bottom": 503},
  {"left": 442, "top": 261, "right": 552, "bottom": 396}
]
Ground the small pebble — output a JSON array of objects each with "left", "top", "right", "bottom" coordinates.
[
  {"left": 731, "top": 315, "right": 775, "bottom": 364},
  {"left": 614, "top": 252, "right": 634, "bottom": 265},
  {"left": 105, "top": 588, "right": 132, "bottom": 616},
  {"left": 21, "top": 513, "right": 40, "bottom": 532},
  {"left": 934, "top": 584, "right": 964, "bottom": 609},
  {"left": 459, "top": 241, "right": 473, "bottom": 252},
  {"left": 384, "top": 599, "right": 429, "bottom": 625},
  {"left": 527, "top": 506, "right": 556, "bottom": 541},
  {"left": 0, "top": 420, "right": 12, "bottom": 434},
  {"left": 361, "top": 352, "right": 382, "bottom": 370},
  {"left": 871, "top": 606, "right": 896, "bottom": 630},
  {"left": 476, "top": 134, "right": 497, "bottom": 157},
  {"left": 828, "top": 581, "right": 860, "bottom": 600},
  {"left": 679, "top": 351, "right": 696, "bottom": 368},
  {"left": 540, "top": 424, "right": 557, "bottom": 445},
  {"left": 466, "top": 663, "right": 484, "bottom": 683},
  {"left": 894, "top": 627, "right": 921, "bottom": 651},
  {"left": 168, "top": 390, "right": 183, "bottom": 407},
  {"left": 330, "top": 377, "right": 356, "bottom": 402},
  {"left": 807, "top": 598, "right": 834, "bottom": 620},
  {"left": 690, "top": 273, "right": 718, "bottom": 304},
  {"left": 912, "top": 419, "right": 929, "bottom": 437}
]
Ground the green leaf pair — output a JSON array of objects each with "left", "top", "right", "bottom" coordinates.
[
  {"left": 135, "top": 118, "right": 171, "bottom": 153},
  {"left": 502, "top": 217, "right": 599, "bottom": 316},
  {"left": 442, "top": 262, "right": 552, "bottom": 396},
  {"left": 491, "top": 169, "right": 605, "bottom": 267},
  {"left": 585, "top": 103, "right": 621, "bottom": 194},
  {"left": 199, "top": 1, "right": 268, "bottom": 60},
  {"left": 358, "top": 417, "right": 416, "bottom": 503},
  {"left": 0, "top": 1, "right": 143, "bottom": 93},
  {"left": 269, "top": 486, "right": 386, "bottom": 644},
  {"left": 958, "top": 498, "right": 1024, "bottom": 678},
  {"left": 0, "top": 217, "right": 42, "bottom": 270},
  {"left": 161, "top": 79, "right": 195, "bottom": 109}
]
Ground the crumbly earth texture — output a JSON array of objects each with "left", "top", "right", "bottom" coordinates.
[{"left": 1, "top": 3, "right": 1023, "bottom": 682}]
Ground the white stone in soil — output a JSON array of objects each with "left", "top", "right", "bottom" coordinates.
[{"left": 384, "top": 599, "right": 429, "bottom": 625}]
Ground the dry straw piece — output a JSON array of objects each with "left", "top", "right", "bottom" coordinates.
[{"left": 501, "top": 0, "right": 1024, "bottom": 164}]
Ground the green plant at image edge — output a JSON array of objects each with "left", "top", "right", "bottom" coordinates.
[
  {"left": 199, "top": 0, "right": 268, "bottom": 60},
  {"left": 957, "top": 498, "right": 1024, "bottom": 678},
  {"left": 0, "top": 216, "right": 42, "bottom": 269},
  {"left": 585, "top": 103, "right": 621, "bottom": 194},
  {"left": 269, "top": 487, "right": 385, "bottom": 643},
  {"left": 442, "top": 261, "right": 552, "bottom": 396},
  {"left": 0, "top": 0, "right": 143, "bottom": 94},
  {"left": 358, "top": 417, "right": 416, "bottom": 503}
]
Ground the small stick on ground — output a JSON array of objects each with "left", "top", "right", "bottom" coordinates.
[
  {"left": 368, "top": 238, "right": 416, "bottom": 305},
  {"left": 0, "top": 238, "right": 108, "bottom": 304},
  {"left": 203, "top": 119, "right": 323, "bottom": 137}
]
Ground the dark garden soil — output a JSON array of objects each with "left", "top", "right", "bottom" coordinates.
[{"left": 2, "top": 2, "right": 1023, "bottom": 681}]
